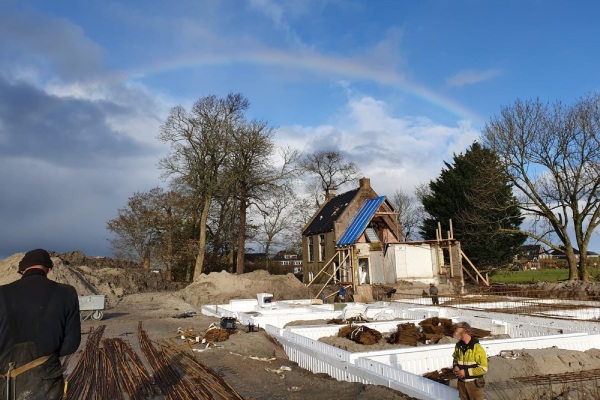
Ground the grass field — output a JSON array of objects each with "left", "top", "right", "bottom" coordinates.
[{"left": 490, "top": 268, "right": 600, "bottom": 284}]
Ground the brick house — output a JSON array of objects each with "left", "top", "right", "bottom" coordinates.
[{"left": 301, "top": 178, "right": 403, "bottom": 286}]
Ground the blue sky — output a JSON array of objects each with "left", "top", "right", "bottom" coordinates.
[{"left": 1, "top": 0, "right": 599, "bottom": 258}]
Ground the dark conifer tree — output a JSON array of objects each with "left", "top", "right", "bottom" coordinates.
[{"left": 420, "top": 142, "right": 525, "bottom": 270}]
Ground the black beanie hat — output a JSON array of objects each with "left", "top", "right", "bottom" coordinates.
[{"left": 18, "top": 249, "right": 53, "bottom": 273}]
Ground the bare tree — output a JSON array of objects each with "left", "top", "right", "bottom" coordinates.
[
  {"left": 228, "top": 121, "right": 299, "bottom": 273},
  {"left": 254, "top": 185, "right": 297, "bottom": 269},
  {"left": 157, "top": 93, "right": 248, "bottom": 281},
  {"left": 299, "top": 150, "right": 360, "bottom": 207},
  {"left": 483, "top": 94, "right": 600, "bottom": 280},
  {"left": 289, "top": 194, "right": 318, "bottom": 251},
  {"left": 391, "top": 188, "right": 423, "bottom": 241}
]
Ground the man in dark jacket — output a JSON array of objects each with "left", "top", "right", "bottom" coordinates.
[
  {"left": 0, "top": 249, "right": 81, "bottom": 399},
  {"left": 429, "top": 282, "right": 439, "bottom": 305}
]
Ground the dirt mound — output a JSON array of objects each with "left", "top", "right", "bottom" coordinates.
[
  {"left": 1, "top": 253, "right": 314, "bottom": 309},
  {"left": 0, "top": 253, "right": 26, "bottom": 285},
  {"left": 56, "top": 250, "right": 140, "bottom": 269},
  {"left": 180, "top": 270, "right": 314, "bottom": 309},
  {"left": 0, "top": 252, "right": 183, "bottom": 307},
  {"left": 74, "top": 265, "right": 186, "bottom": 306},
  {"left": 0, "top": 253, "right": 99, "bottom": 296}
]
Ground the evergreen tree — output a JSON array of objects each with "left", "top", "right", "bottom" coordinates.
[{"left": 420, "top": 142, "right": 525, "bottom": 270}]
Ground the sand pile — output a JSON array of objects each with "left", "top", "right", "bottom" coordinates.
[
  {"left": 0, "top": 253, "right": 96, "bottom": 295},
  {"left": 1, "top": 253, "right": 314, "bottom": 309},
  {"left": 0, "top": 253, "right": 181, "bottom": 307},
  {"left": 180, "top": 269, "right": 314, "bottom": 309}
]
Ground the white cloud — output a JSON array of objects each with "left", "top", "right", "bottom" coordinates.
[
  {"left": 249, "top": 0, "right": 284, "bottom": 26},
  {"left": 446, "top": 69, "right": 502, "bottom": 88},
  {"left": 276, "top": 94, "right": 480, "bottom": 196}
]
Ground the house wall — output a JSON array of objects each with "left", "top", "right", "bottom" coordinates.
[
  {"left": 369, "top": 250, "right": 385, "bottom": 284},
  {"left": 383, "top": 243, "right": 439, "bottom": 283},
  {"left": 302, "top": 231, "right": 338, "bottom": 284}
]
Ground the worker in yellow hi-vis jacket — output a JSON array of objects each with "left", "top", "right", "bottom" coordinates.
[{"left": 452, "top": 321, "right": 488, "bottom": 400}]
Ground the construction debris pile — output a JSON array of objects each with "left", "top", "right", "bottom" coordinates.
[
  {"left": 423, "top": 367, "right": 456, "bottom": 383},
  {"left": 328, "top": 318, "right": 492, "bottom": 349},
  {"left": 338, "top": 324, "right": 382, "bottom": 345}
]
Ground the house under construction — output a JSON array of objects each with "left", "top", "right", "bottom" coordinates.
[{"left": 301, "top": 178, "right": 487, "bottom": 297}]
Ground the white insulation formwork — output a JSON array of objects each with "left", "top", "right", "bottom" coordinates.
[
  {"left": 208, "top": 297, "right": 600, "bottom": 400},
  {"left": 266, "top": 324, "right": 458, "bottom": 400},
  {"left": 202, "top": 299, "right": 344, "bottom": 328},
  {"left": 266, "top": 323, "right": 600, "bottom": 400}
]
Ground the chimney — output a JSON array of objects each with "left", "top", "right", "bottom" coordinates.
[
  {"left": 359, "top": 177, "right": 371, "bottom": 189},
  {"left": 325, "top": 189, "right": 337, "bottom": 201}
]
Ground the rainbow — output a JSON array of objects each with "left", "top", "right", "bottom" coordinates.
[{"left": 123, "top": 48, "right": 480, "bottom": 122}]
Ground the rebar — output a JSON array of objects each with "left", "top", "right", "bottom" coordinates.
[
  {"left": 65, "top": 325, "right": 106, "bottom": 400},
  {"left": 159, "top": 339, "right": 244, "bottom": 400},
  {"left": 102, "top": 338, "right": 158, "bottom": 399},
  {"left": 65, "top": 323, "right": 245, "bottom": 399}
]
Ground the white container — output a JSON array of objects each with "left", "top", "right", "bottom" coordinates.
[
  {"left": 257, "top": 293, "right": 274, "bottom": 307},
  {"left": 78, "top": 295, "right": 105, "bottom": 311}
]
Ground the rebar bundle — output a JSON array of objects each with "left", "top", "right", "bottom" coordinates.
[
  {"left": 514, "top": 368, "right": 600, "bottom": 385},
  {"left": 102, "top": 337, "right": 158, "bottom": 399},
  {"left": 137, "top": 322, "right": 245, "bottom": 399},
  {"left": 65, "top": 325, "right": 109, "bottom": 400},
  {"left": 159, "top": 339, "right": 244, "bottom": 400},
  {"left": 64, "top": 323, "right": 244, "bottom": 399}
]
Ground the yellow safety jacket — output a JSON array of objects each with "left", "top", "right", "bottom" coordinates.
[{"left": 452, "top": 338, "right": 488, "bottom": 381}]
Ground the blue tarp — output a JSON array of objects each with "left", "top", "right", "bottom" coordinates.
[{"left": 336, "top": 196, "right": 385, "bottom": 246}]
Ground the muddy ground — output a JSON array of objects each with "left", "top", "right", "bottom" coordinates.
[{"left": 2, "top": 252, "right": 600, "bottom": 400}]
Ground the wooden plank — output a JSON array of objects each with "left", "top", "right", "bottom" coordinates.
[{"left": 459, "top": 249, "right": 489, "bottom": 286}]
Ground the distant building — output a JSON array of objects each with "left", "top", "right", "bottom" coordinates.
[
  {"left": 243, "top": 251, "right": 303, "bottom": 275},
  {"left": 547, "top": 248, "right": 599, "bottom": 260},
  {"left": 515, "top": 245, "right": 547, "bottom": 269},
  {"left": 271, "top": 251, "right": 303, "bottom": 275}
]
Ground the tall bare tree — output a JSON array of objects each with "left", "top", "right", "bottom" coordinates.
[
  {"left": 391, "top": 188, "right": 423, "bottom": 241},
  {"left": 299, "top": 150, "right": 360, "bottom": 207},
  {"left": 254, "top": 185, "right": 297, "bottom": 269},
  {"left": 483, "top": 94, "right": 600, "bottom": 280},
  {"left": 228, "top": 119, "right": 299, "bottom": 273},
  {"left": 157, "top": 93, "right": 248, "bottom": 281}
]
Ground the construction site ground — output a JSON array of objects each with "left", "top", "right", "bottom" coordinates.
[{"left": 2, "top": 252, "right": 600, "bottom": 399}]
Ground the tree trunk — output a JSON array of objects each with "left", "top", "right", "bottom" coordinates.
[
  {"left": 143, "top": 249, "right": 150, "bottom": 270},
  {"left": 227, "top": 248, "right": 234, "bottom": 273},
  {"left": 165, "top": 232, "right": 173, "bottom": 282},
  {"left": 577, "top": 235, "right": 591, "bottom": 281},
  {"left": 236, "top": 198, "right": 248, "bottom": 275},
  {"left": 578, "top": 254, "right": 589, "bottom": 281},
  {"left": 566, "top": 251, "right": 579, "bottom": 280},
  {"left": 193, "top": 196, "right": 212, "bottom": 281},
  {"left": 265, "top": 242, "right": 271, "bottom": 272}
]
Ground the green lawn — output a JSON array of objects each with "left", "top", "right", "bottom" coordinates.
[{"left": 491, "top": 268, "right": 600, "bottom": 284}]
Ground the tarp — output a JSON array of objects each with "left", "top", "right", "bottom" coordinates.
[{"left": 337, "top": 196, "right": 385, "bottom": 246}]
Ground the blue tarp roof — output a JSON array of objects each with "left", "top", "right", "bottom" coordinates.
[{"left": 336, "top": 196, "right": 385, "bottom": 246}]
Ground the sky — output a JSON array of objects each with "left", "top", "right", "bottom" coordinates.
[{"left": 1, "top": 0, "right": 599, "bottom": 259}]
